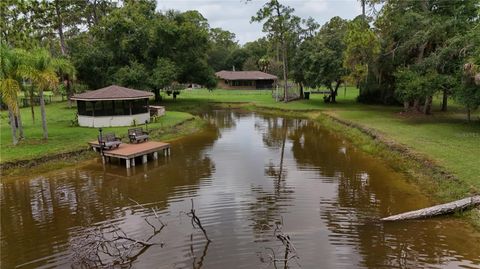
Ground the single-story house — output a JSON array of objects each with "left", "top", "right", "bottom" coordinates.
[
  {"left": 71, "top": 85, "right": 153, "bottom": 127},
  {"left": 215, "top": 70, "right": 278, "bottom": 90}
]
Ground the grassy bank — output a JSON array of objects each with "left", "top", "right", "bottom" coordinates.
[
  {"left": 2, "top": 88, "right": 479, "bottom": 199},
  {"left": 0, "top": 102, "right": 201, "bottom": 164},
  {"left": 160, "top": 88, "right": 479, "bottom": 226},
  {"left": 162, "top": 88, "right": 480, "bottom": 197}
]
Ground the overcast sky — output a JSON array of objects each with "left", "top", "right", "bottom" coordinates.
[{"left": 156, "top": 0, "right": 362, "bottom": 44}]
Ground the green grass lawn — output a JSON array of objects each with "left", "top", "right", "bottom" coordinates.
[
  {"left": 161, "top": 88, "right": 480, "bottom": 193},
  {"left": 0, "top": 102, "right": 195, "bottom": 163},
  {"left": 2, "top": 88, "right": 479, "bottom": 194},
  {"left": 165, "top": 87, "right": 361, "bottom": 111}
]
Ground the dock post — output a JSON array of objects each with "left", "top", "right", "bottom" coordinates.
[
  {"left": 102, "top": 156, "right": 106, "bottom": 164},
  {"left": 126, "top": 158, "right": 131, "bottom": 169},
  {"left": 164, "top": 148, "right": 167, "bottom": 156},
  {"left": 142, "top": 155, "right": 147, "bottom": 164},
  {"left": 131, "top": 158, "right": 136, "bottom": 167},
  {"left": 168, "top": 148, "right": 171, "bottom": 155},
  {"left": 153, "top": 152, "right": 158, "bottom": 160}
]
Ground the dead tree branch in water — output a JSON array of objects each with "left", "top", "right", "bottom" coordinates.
[
  {"left": 70, "top": 198, "right": 166, "bottom": 268},
  {"left": 128, "top": 197, "right": 165, "bottom": 227},
  {"left": 258, "top": 218, "right": 300, "bottom": 268},
  {"left": 71, "top": 223, "right": 164, "bottom": 268},
  {"left": 186, "top": 199, "right": 211, "bottom": 242}
]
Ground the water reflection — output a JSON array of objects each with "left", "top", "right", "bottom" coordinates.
[
  {"left": 289, "top": 120, "right": 480, "bottom": 268},
  {"left": 250, "top": 117, "right": 294, "bottom": 236},
  {"left": 189, "top": 235, "right": 210, "bottom": 269},
  {"left": 202, "top": 109, "right": 238, "bottom": 130},
  {"left": 1, "top": 110, "right": 479, "bottom": 269},
  {"left": 1, "top": 128, "right": 218, "bottom": 269}
]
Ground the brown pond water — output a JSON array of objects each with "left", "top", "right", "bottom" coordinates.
[{"left": 1, "top": 110, "right": 480, "bottom": 269}]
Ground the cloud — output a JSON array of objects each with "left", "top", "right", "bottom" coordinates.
[
  {"left": 156, "top": 0, "right": 362, "bottom": 44},
  {"left": 294, "top": 0, "right": 328, "bottom": 13}
]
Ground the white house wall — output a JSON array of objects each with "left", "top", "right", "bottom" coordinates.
[{"left": 78, "top": 113, "right": 150, "bottom": 127}]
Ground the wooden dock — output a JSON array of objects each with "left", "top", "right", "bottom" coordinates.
[{"left": 89, "top": 141, "right": 171, "bottom": 169}]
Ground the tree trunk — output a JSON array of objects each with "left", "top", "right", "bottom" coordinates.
[
  {"left": 417, "top": 43, "right": 427, "bottom": 62},
  {"left": 441, "top": 88, "right": 448, "bottom": 112},
  {"left": 276, "top": 42, "right": 280, "bottom": 62},
  {"left": 16, "top": 106, "right": 24, "bottom": 139},
  {"left": 413, "top": 99, "right": 421, "bottom": 111},
  {"left": 423, "top": 95, "right": 432, "bottom": 115},
  {"left": 55, "top": 0, "right": 67, "bottom": 55},
  {"left": 66, "top": 76, "right": 73, "bottom": 108},
  {"left": 332, "top": 80, "right": 341, "bottom": 103},
  {"left": 299, "top": 82, "right": 304, "bottom": 99},
  {"left": 8, "top": 108, "right": 18, "bottom": 145},
  {"left": 361, "top": 0, "right": 366, "bottom": 16},
  {"left": 154, "top": 88, "right": 162, "bottom": 102},
  {"left": 403, "top": 101, "right": 410, "bottom": 112},
  {"left": 282, "top": 41, "right": 288, "bottom": 103},
  {"left": 29, "top": 86, "right": 35, "bottom": 123},
  {"left": 324, "top": 85, "right": 333, "bottom": 103},
  {"left": 382, "top": 196, "right": 480, "bottom": 221},
  {"left": 39, "top": 89, "right": 48, "bottom": 139},
  {"left": 467, "top": 108, "right": 471, "bottom": 122}
]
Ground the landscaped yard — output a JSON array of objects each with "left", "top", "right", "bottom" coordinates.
[
  {"left": 164, "top": 88, "right": 480, "bottom": 194},
  {"left": 2, "top": 88, "right": 479, "bottom": 195},
  {"left": 0, "top": 102, "right": 196, "bottom": 163}
]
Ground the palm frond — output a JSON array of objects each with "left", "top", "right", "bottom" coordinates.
[
  {"left": 40, "top": 70, "right": 59, "bottom": 91},
  {"left": 0, "top": 78, "right": 20, "bottom": 113},
  {"left": 52, "top": 58, "right": 77, "bottom": 80}
]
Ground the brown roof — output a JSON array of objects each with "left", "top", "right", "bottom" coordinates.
[
  {"left": 215, "top": 70, "right": 278, "bottom": 81},
  {"left": 71, "top": 85, "right": 154, "bottom": 101}
]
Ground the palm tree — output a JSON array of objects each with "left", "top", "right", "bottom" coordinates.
[
  {"left": 0, "top": 45, "right": 28, "bottom": 145},
  {"left": 55, "top": 57, "right": 77, "bottom": 108},
  {"left": 25, "top": 48, "right": 75, "bottom": 139},
  {"left": 27, "top": 49, "right": 57, "bottom": 139}
]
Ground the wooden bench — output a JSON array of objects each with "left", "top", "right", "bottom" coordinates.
[
  {"left": 99, "top": 133, "right": 122, "bottom": 150},
  {"left": 128, "top": 127, "right": 149, "bottom": 143}
]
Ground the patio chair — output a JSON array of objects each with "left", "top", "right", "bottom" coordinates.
[
  {"left": 98, "top": 133, "right": 122, "bottom": 150},
  {"left": 128, "top": 127, "right": 149, "bottom": 143}
]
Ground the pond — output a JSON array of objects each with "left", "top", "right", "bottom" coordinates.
[{"left": 1, "top": 110, "right": 479, "bottom": 268}]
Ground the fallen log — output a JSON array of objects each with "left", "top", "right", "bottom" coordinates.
[{"left": 381, "top": 195, "right": 480, "bottom": 221}]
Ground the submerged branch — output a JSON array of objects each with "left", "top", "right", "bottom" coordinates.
[
  {"left": 187, "top": 199, "right": 211, "bottom": 242},
  {"left": 259, "top": 218, "right": 301, "bottom": 268},
  {"left": 129, "top": 197, "right": 165, "bottom": 226}
]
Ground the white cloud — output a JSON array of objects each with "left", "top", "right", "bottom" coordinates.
[
  {"left": 156, "top": 0, "right": 362, "bottom": 44},
  {"left": 294, "top": 0, "right": 328, "bottom": 13}
]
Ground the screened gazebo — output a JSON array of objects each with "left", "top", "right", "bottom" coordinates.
[{"left": 71, "top": 85, "right": 154, "bottom": 127}]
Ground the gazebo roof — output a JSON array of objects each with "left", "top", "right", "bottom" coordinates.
[{"left": 71, "top": 85, "right": 154, "bottom": 101}]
